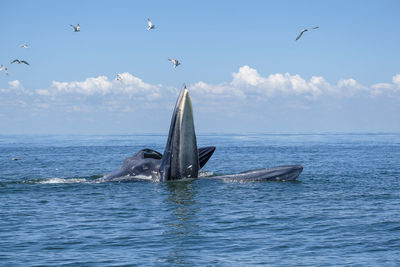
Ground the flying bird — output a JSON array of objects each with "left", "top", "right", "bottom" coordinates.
[
  {"left": 70, "top": 24, "right": 80, "bottom": 32},
  {"left": 168, "top": 58, "right": 181, "bottom": 68},
  {"left": 11, "top": 59, "right": 30, "bottom": 65},
  {"left": 296, "top": 26, "right": 319, "bottom": 41},
  {"left": 1, "top": 64, "right": 8, "bottom": 75},
  {"left": 116, "top": 74, "right": 122, "bottom": 81},
  {"left": 147, "top": 19, "right": 155, "bottom": 30},
  {"left": 20, "top": 44, "right": 29, "bottom": 49}
]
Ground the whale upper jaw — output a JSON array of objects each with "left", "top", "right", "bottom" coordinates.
[{"left": 159, "top": 85, "right": 199, "bottom": 181}]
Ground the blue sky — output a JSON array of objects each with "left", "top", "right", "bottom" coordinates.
[{"left": 1, "top": 0, "right": 399, "bottom": 134}]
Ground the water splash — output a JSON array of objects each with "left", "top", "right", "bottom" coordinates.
[
  {"left": 35, "top": 178, "right": 88, "bottom": 184},
  {"left": 199, "top": 170, "right": 213, "bottom": 177}
]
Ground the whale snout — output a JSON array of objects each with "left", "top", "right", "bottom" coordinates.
[{"left": 278, "top": 164, "right": 303, "bottom": 181}]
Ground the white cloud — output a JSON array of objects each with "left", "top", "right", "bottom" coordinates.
[
  {"left": 232, "top": 65, "right": 265, "bottom": 87},
  {"left": 2, "top": 68, "right": 400, "bottom": 110},
  {"left": 231, "top": 66, "right": 325, "bottom": 98},
  {"left": 8, "top": 80, "right": 21, "bottom": 89},
  {"left": 190, "top": 66, "right": 366, "bottom": 101},
  {"left": 392, "top": 74, "right": 400, "bottom": 87},
  {"left": 52, "top": 76, "right": 112, "bottom": 95},
  {"left": 1, "top": 80, "right": 33, "bottom": 95},
  {"left": 192, "top": 66, "right": 327, "bottom": 101},
  {"left": 50, "top": 72, "right": 161, "bottom": 100},
  {"left": 336, "top": 78, "right": 368, "bottom": 97},
  {"left": 36, "top": 89, "right": 50, "bottom": 96},
  {"left": 370, "top": 74, "right": 400, "bottom": 96}
]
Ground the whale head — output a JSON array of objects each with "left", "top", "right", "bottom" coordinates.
[{"left": 159, "top": 84, "right": 199, "bottom": 181}]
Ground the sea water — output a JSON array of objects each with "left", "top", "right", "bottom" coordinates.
[{"left": 0, "top": 134, "right": 399, "bottom": 266}]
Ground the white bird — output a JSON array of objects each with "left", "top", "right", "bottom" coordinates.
[
  {"left": 11, "top": 59, "right": 30, "bottom": 65},
  {"left": 116, "top": 74, "right": 122, "bottom": 81},
  {"left": 20, "top": 44, "right": 29, "bottom": 49},
  {"left": 168, "top": 58, "right": 181, "bottom": 68},
  {"left": 70, "top": 24, "right": 80, "bottom": 32},
  {"left": 296, "top": 26, "right": 319, "bottom": 41},
  {"left": 147, "top": 19, "right": 155, "bottom": 30},
  {"left": 0, "top": 64, "right": 8, "bottom": 75}
]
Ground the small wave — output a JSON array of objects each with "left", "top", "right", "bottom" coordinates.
[
  {"left": 199, "top": 170, "right": 214, "bottom": 177},
  {"left": 96, "top": 174, "right": 155, "bottom": 183},
  {"left": 30, "top": 178, "right": 88, "bottom": 184}
]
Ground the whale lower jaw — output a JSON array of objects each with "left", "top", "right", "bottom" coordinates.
[
  {"left": 210, "top": 165, "right": 303, "bottom": 181},
  {"left": 159, "top": 85, "right": 199, "bottom": 181}
]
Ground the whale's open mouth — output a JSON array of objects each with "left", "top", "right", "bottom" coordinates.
[{"left": 159, "top": 85, "right": 199, "bottom": 181}]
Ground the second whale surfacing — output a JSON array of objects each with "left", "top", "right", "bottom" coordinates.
[{"left": 102, "top": 85, "right": 303, "bottom": 182}]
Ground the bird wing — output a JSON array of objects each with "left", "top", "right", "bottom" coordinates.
[
  {"left": 168, "top": 58, "right": 174, "bottom": 62},
  {"left": 1, "top": 66, "right": 8, "bottom": 75},
  {"left": 21, "top": 61, "right": 30, "bottom": 65},
  {"left": 69, "top": 24, "right": 76, "bottom": 30},
  {"left": 312, "top": 26, "right": 319, "bottom": 30},
  {"left": 147, "top": 19, "right": 152, "bottom": 27},
  {"left": 11, "top": 59, "right": 19, "bottom": 64},
  {"left": 295, "top": 31, "right": 304, "bottom": 40}
]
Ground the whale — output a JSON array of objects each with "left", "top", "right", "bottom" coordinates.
[{"left": 102, "top": 85, "right": 303, "bottom": 182}]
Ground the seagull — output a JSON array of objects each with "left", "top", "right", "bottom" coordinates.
[
  {"left": 147, "top": 19, "right": 155, "bottom": 30},
  {"left": 0, "top": 64, "right": 8, "bottom": 75},
  {"left": 296, "top": 26, "right": 319, "bottom": 41},
  {"left": 12, "top": 158, "right": 22, "bottom": 161},
  {"left": 70, "top": 24, "right": 80, "bottom": 32},
  {"left": 11, "top": 59, "right": 30, "bottom": 65},
  {"left": 20, "top": 44, "right": 29, "bottom": 49},
  {"left": 116, "top": 74, "right": 122, "bottom": 81},
  {"left": 168, "top": 58, "right": 181, "bottom": 68}
]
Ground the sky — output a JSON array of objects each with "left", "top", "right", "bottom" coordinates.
[{"left": 1, "top": 0, "right": 400, "bottom": 134}]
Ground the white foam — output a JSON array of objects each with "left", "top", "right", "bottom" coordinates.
[
  {"left": 199, "top": 171, "right": 213, "bottom": 177},
  {"left": 37, "top": 178, "right": 87, "bottom": 184}
]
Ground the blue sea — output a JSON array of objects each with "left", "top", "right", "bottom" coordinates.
[{"left": 1, "top": 134, "right": 399, "bottom": 266}]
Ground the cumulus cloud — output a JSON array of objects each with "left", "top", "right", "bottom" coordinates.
[
  {"left": 190, "top": 65, "right": 370, "bottom": 101},
  {"left": 50, "top": 72, "right": 161, "bottom": 100},
  {"left": 393, "top": 74, "right": 400, "bottom": 87},
  {"left": 0, "top": 80, "right": 21, "bottom": 93},
  {"left": 9, "top": 80, "right": 21, "bottom": 89},
  {"left": 2, "top": 68, "right": 400, "bottom": 109},
  {"left": 190, "top": 66, "right": 400, "bottom": 101},
  {"left": 0, "top": 80, "right": 33, "bottom": 95},
  {"left": 370, "top": 74, "right": 400, "bottom": 96},
  {"left": 191, "top": 66, "right": 327, "bottom": 101},
  {"left": 52, "top": 76, "right": 112, "bottom": 95}
]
